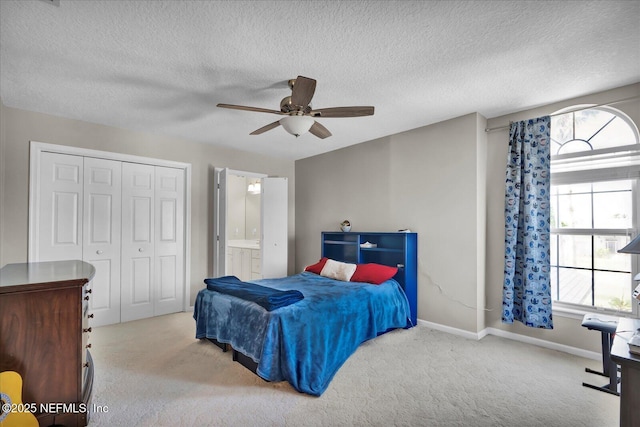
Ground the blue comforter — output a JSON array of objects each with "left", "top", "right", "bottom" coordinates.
[
  {"left": 193, "top": 272, "right": 411, "bottom": 396},
  {"left": 204, "top": 275, "right": 304, "bottom": 311}
]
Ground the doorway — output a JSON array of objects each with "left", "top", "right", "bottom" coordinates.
[{"left": 213, "top": 168, "right": 287, "bottom": 281}]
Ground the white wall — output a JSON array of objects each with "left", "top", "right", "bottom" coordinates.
[{"left": 0, "top": 103, "right": 296, "bottom": 305}]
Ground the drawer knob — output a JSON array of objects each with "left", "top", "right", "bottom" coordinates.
[
  {"left": 83, "top": 327, "right": 92, "bottom": 333},
  {"left": 96, "top": 250, "right": 103, "bottom": 255},
  {"left": 138, "top": 248, "right": 144, "bottom": 252}
]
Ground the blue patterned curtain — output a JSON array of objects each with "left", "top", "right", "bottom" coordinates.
[{"left": 503, "top": 116, "right": 553, "bottom": 329}]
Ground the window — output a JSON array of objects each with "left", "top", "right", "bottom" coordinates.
[{"left": 550, "top": 106, "right": 640, "bottom": 314}]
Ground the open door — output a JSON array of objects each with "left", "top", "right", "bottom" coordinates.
[
  {"left": 261, "top": 177, "right": 288, "bottom": 278},
  {"left": 213, "top": 168, "right": 228, "bottom": 277}
]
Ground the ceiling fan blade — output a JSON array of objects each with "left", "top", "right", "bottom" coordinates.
[
  {"left": 217, "top": 103, "right": 284, "bottom": 115},
  {"left": 250, "top": 120, "right": 281, "bottom": 135},
  {"left": 291, "top": 76, "right": 316, "bottom": 107},
  {"left": 309, "top": 106, "right": 374, "bottom": 118},
  {"left": 309, "top": 121, "right": 332, "bottom": 139}
]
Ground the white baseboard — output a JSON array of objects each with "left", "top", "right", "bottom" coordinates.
[
  {"left": 418, "top": 319, "right": 486, "bottom": 340},
  {"left": 417, "top": 319, "right": 600, "bottom": 361},
  {"left": 485, "top": 327, "right": 600, "bottom": 361}
]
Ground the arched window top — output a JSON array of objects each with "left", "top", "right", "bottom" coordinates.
[{"left": 551, "top": 105, "right": 639, "bottom": 156}]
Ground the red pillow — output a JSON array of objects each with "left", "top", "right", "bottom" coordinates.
[
  {"left": 350, "top": 263, "right": 398, "bottom": 285},
  {"left": 304, "top": 257, "right": 329, "bottom": 275}
]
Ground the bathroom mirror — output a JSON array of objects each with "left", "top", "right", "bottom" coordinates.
[{"left": 226, "top": 173, "right": 261, "bottom": 241}]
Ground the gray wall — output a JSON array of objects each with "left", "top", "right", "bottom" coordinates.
[
  {"left": 2, "top": 82, "right": 638, "bottom": 353},
  {"left": 296, "top": 113, "right": 488, "bottom": 333},
  {"left": 296, "top": 83, "right": 639, "bottom": 353},
  {"left": 485, "top": 83, "right": 640, "bottom": 351},
  {"left": 0, "top": 103, "right": 295, "bottom": 305}
]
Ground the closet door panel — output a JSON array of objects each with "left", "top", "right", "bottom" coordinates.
[
  {"left": 132, "top": 257, "right": 152, "bottom": 303},
  {"left": 154, "top": 166, "right": 184, "bottom": 315},
  {"left": 121, "top": 163, "right": 155, "bottom": 322},
  {"left": 159, "top": 255, "right": 177, "bottom": 299},
  {"left": 132, "top": 197, "right": 153, "bottom": 242},
  {"left": 89, "top": 259, "right": 112, "bottom": 307},
  {"left": 37, "top": 152, "right": 84, "bottom": 262},
  {"left": 83, "top": 157, "right": 122, "bottom": 327}
]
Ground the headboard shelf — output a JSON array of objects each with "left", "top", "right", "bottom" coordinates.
[
  {"left": 323, "top": 240, "right": 358, "bottom": 245},
  {"left": 321, "top": 231, "right": 418, "bottom": 325},
  {"left": 360, "top": 247, "right": 403, "bottom": 253}
]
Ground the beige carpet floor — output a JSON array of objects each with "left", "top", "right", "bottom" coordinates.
[{"left": 88, "top": 311, "right": 619, "bottom": 426}]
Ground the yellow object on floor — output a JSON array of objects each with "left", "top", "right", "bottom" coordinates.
[{"left": 0, "top": 371, "right": 38, "bottom": 427}]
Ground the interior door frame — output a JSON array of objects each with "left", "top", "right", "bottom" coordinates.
[
  {"left": 213, "top": 168, "right": 267, "bottom": 278},
  {"left": 28, "top": 141, "right": 192, "bottom": 312}
]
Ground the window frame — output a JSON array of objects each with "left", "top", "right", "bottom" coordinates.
[{"left": 550, "top": 105, "right": 640, "bottom": 318}]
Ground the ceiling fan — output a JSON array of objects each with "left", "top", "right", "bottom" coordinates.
[{"left": 217, "top": 76, "right": 374, "bottom": 139}]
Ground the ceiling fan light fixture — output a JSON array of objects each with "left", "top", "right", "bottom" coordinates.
[
  {"left": 218, "top": 75, "right": 374, "bottom": 138},
  {"left": 280, "top": 115, "right": 314, "bottom": 137}
]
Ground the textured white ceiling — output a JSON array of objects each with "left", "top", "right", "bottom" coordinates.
[{"left": 1, "top": 1, "right": 639, "bottom": 160}]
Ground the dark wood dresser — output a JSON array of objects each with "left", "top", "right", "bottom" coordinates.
[{"left": 0, "top": 260, "right": 95, "bottom": 427}]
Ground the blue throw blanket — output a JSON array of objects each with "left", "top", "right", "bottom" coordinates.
[
  {"left": 204, "top": 275, "right": 304, "bottom": 311},
  {"left": 194, "top": 272, "right": 411, "bottom": 396}
]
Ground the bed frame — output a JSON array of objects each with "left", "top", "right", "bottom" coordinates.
[
  {"left": 206, "top": 333, "right": 261, "bottom": 376},
  {"left": 207, "top": 337, "right": 228, "bottom": 352}
]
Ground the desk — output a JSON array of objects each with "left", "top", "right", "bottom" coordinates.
[{"left": 611, "top": 318, "right": 640, "bottom": 427}]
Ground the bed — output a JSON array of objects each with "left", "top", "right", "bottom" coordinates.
[{"left": 193, "top": 258, "right": 412, "bottom": 396}]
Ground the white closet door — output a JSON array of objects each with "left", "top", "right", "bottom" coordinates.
[
  {"left": 36, "top": 152, "right": 84, "bottom": 262},
  {"left": 154, "top": 166, "right": 184, "bottom": 316},
  {"left": 121, "top": 163, "right": 155, "bottom": 322},
  {"left": 83, "top": 157, "right": 122, "bottom": 327},
  {"left": 261, "top": 177, "right": 288, "bottom": 278}
]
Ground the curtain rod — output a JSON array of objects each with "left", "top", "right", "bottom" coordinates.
[{"left": 484, "top": 95, "right": 640, "bottom": 133}]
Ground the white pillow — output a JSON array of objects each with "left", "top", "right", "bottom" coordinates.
[{"left": 320, "top": 259, "right": 357, "bottom": 282}]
